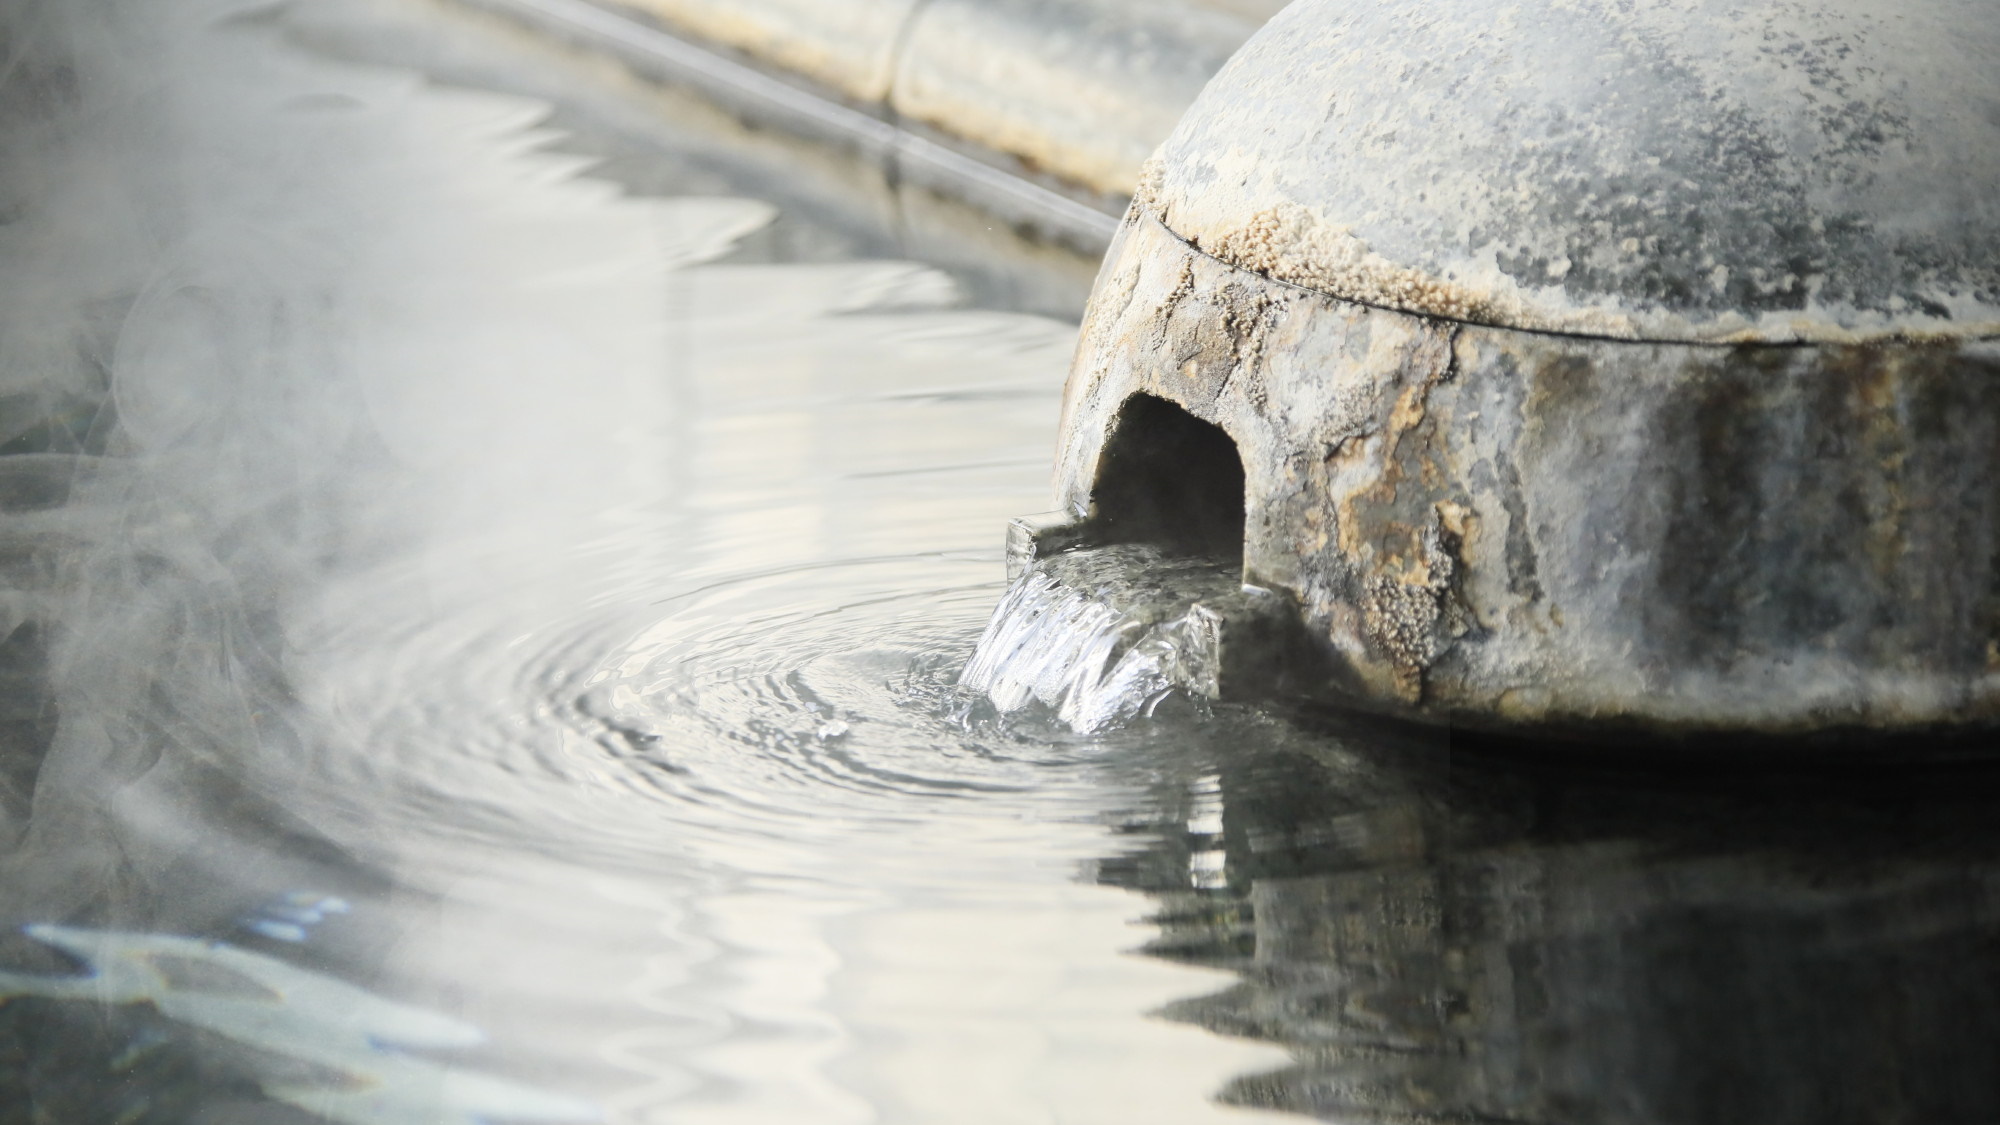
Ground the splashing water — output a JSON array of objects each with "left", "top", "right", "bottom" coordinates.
[{"left": 959, "top": 545, "right": 1241, "bottom": 732}]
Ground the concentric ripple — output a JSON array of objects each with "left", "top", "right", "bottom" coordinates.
[
  {"left": 291, "top": 551, "right": 1187, "bottom": 888},
  {"left": 0, "top": 7, "right": 1302, "bottom": 1118}
]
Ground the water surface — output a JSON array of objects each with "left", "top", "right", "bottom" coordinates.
[{"left": 1, "top": 2, "right": 1996, "bottom": 1124}]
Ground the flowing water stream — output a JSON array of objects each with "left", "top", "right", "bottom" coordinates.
[
  {"left": 2, "top": 2, "right": 1998, "bottom": 1124},
  {"left": 960, "top": 546, "right": 1239, "bottom": 734}
]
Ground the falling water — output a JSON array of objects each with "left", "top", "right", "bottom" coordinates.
[{"left": 959, "top": 545, "right": 1239, "bottom": 732}]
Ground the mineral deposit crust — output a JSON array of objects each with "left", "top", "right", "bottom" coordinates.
[{"left": 1039, "top": 212, "right": 2000, "bottom": 737}]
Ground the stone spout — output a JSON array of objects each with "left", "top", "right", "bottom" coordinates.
[{"left": 1016, "top": 0, "right": 2000, "bottom": 740}]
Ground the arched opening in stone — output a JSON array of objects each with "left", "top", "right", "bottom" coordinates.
[{"left": 1088, "top": 393, "right": 1245, "bottom": 564}]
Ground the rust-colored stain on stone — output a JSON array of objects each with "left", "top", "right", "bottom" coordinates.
[{"left": 1036, "top": 209, "right": 2000, "bottom": 736}]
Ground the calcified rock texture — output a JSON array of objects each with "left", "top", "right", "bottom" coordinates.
[{"left": 1025, "top": 0, "right": 2000, "bottom": 738}]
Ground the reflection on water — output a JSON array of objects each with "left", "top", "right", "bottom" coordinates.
[
  {"left": 0, "top": 1, "right": 1284, "bottom": 1120},
  {"left": 242, "top": 892, "right": 352, "bottom": 944},
  {"left": 0, "top": 925, "right": 597, "bottom": 1123},
  {"left": 0, "top": 0, "right": 1996, "bottom": 1123},
  {"left": 1097, "top": 722, "right": 2000, "bottom": 1123}
]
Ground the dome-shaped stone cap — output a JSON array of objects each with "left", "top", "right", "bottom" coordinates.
[{"left": 1142, "top": 0, "right": 2000, "bottom": 344}]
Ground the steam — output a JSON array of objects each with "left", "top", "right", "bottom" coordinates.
[{"left": 0, "top": 0, "right": 770, "bottom": 916}]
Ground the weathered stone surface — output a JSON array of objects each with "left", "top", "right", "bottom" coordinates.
[
  {"left": 1035, "top": 212, "right": 2000, "bottom": 736},
  {"left": 1019, "top": 0, "right": 2000, "bottom": 738},
  {"left": 1144, "top": 0, "right": 2000, "bottom": 344},
  {"left": 596, "top": 0, "right": 1267, "bottom": 199},
  {"left": 893, "top": 0, "right": 1259, "bottom": 199},
  {"left": 607, "top": 0, "right": 918, "bottom": 103}
]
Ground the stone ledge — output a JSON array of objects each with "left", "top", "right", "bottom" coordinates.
[{"left": 455, "top": 0, "right": 1280, "bottom": 244}]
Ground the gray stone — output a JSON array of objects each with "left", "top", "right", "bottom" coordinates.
[
  {"left": 1019, "top": 0, "right": 2000, "bottom": 738},
  {"left": 894, "top": 0, "right": 1261, "bottom": 199},
  {"left": 1147, "top": 0, "right": 2000, "bottom": 344},
  {"left": 590, "top": 0, "right": 1269, "bottom": 200},
  {"left": 602, "top": 0, "right": 918, "bottom": 103}
]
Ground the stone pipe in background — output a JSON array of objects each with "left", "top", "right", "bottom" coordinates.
[
  {"left": 892, "top": 0, "right": 1270, "bottom": 201},
  {"left": 1022, "top": 0, "right": 2000, "bottom": 742},
  {"left": 514, "top": 0, "right": 1286, "bottom": 221}
]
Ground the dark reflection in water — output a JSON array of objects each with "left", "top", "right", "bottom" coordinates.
[
  {"left": 1101, "top": 717, "right": 2000, "bottom": 1123},
  {"left": 0, "top": 0, "right": 1994, "bottom": 1122}
]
